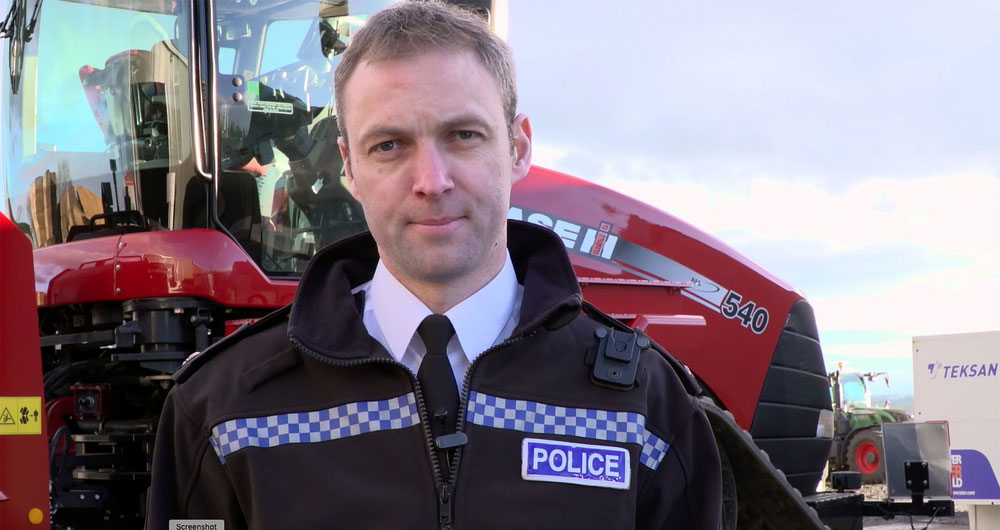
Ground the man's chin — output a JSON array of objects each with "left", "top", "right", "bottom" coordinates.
[
  {"left": 383, "top": 236, "right": 504, "bottom": 285},
  {"left": 393, "top": 250, "right": 477, "bottom": 283},
  {"left": 411, "top": 259, "right": 471, "bottom": 283}
]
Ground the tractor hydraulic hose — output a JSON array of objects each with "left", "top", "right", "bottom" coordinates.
[{"left": 73, "top": 418, "right": 156, "bottom": 434}]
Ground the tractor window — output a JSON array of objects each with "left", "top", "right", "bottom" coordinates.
[
  {"left": 215, "top": 0, "right": 394, "bottom": 275},
  {"left": 219, "top": 46, "right": 237, "bottom": 75},
  {"left": 259, "top": 19, "right": 313, "bottom": 74},
  {"left": 841, "top": 376, "right": 869, "bottom": 409},
  {"left": 3, "top": 0, "right": 198, "bottom": 247}
]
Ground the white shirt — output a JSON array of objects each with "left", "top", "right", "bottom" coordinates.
[{"left": 353, "top": 252, "right": 523, "bottom": 385}]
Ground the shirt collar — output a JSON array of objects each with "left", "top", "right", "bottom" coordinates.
[
  {"left": 445, "top": 252, "right": 519, "bottom": 363},
  {"left": 368, "top": 261, "right": 431, "bottom": 363},
  {"left": 368, "top": 252, "right": 519, "bottom": 363}
]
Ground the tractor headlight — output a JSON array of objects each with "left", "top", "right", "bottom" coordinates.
[{"left": 817, "top": 409, "right": 834, "bottom": 438}]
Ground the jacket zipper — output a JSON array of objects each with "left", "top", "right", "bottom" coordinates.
[
  {"left": 288, "top": 337, "right": 449, "bottom": 525},
  {"left": 441, "top": 329, "right": 540, "bottom": 526},
  {"left": 293, "top": 326, "right": 542, "bottom": 529}
]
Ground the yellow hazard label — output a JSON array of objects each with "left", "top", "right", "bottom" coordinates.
[{"left": 0, "top": 397, "right": 43, "bottom": 435}]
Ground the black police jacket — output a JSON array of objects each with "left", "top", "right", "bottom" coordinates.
[{"left": 146, "top": 221, "right": 722, "bottom": 530}]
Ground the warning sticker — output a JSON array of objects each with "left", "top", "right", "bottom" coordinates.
[
  {"left": 248, "top": 100, "right": 294, "bottom": 115},
  {"left": 0, "top": 397, "right": 42, "bottom": 435}
]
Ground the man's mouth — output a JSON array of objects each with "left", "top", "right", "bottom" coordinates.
[{"left": 412, "top": 216, "right": 461, "bottom": 227}]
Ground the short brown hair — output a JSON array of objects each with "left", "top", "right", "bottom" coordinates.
[{"left": 334, "top": 0, "right": 517, "bottom": 148}]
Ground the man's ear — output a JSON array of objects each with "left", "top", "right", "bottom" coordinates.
[
  {"left": 338, "top": 136, "right": 359, "bottom": 199},
  {"left": 510, "top": 113, "right": 532, "bottom": 184}
]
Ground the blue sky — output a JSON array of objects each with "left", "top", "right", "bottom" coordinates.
[{"left": 508, "top": 2, "right": 1000, "bottom": 395}]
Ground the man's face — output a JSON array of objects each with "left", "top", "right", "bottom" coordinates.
[{"left": 338, "top": 50, "right": 532, "bottom": 288}]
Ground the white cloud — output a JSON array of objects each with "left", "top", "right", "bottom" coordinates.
[
  {"left": 596, "top": 171, "right": 1000, "bottom": 263},
  {"left": 570, "top": 167, "right": 1000, "bottom": 353},
  {"left": 530, "top": 142, "right": 568, "bottom": 169},
  {"left": 822, "top": 339, "right": 915, "bottom": 363},
  {"left": 813, "top": 263, "right": 1000, "bottom": 338}
]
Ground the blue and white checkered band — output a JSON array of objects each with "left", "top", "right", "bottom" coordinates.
[
  {"left": 209, "top": 393, "right": 420, "bottom": 463},
  {"left": 465, "top": 391, "right": 670, "bottom": 470}
]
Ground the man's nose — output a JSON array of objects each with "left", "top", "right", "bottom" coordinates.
[{"left": 411, "top": 143, "right": 454, "bottom": 197}]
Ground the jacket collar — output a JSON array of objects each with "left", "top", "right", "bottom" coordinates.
[{"left": 287, "top": 220, "right": 583, "bottom": 361}]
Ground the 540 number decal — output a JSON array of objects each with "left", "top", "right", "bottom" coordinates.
[{"left": 720, "top": 291, "right": 769, "bottom": 335}]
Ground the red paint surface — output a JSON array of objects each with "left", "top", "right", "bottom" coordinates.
[
  {"left": 0, "top": 214, "right": 51, "bottom": 529},
  {"left": 34, "top": 229, "right": 296, "bottom": 308}
]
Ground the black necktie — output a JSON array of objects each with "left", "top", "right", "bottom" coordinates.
[{"left": 417, "top": 314, "right": 459, "bottom": 480}]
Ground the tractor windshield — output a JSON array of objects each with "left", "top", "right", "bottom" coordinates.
[
  {"left": 213, "top": 0, "right": 396, "bottom": 274},
  {"left": 841, "top": 374, "right": 870, "bottom": 410},
  {"left": 2, "top": 0, "right": 196, "bottom": 246}
]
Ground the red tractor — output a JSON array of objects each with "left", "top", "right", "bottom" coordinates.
[{"left": 0, "top": 1, "right": 835, "bottom": 528}]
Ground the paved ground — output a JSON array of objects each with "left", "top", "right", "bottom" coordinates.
[{"left": 863, "top": 512, "right": 968, "bottom": 529}]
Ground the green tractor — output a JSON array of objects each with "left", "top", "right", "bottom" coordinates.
[{"left": 828, "top": 368, "right": 913, "bottom": 484}]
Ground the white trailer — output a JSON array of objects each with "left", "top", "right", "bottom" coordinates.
[{"left": 913, "top": 331, "right": 1000, "bottom": 529}]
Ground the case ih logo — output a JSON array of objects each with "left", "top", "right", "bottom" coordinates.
[
  {"left": 928, "top": 361, "right": 998, "bottom": 379},
  {"left": 508, "top": 207, "right": 618, "bottom": 260}
]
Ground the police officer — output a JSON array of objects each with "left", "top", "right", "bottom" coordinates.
[{"left": 146, "top": 2, "right": 723, "bottom": 529}]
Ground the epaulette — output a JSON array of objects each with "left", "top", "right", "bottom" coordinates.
[
  {"left": 173, "top": 305, "right": 292, "bottom": 384},
  {"left": 582, "top": 301, "right": 703, "bottom": 396}
]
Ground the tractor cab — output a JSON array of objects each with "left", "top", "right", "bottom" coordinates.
[
  {"left": 829, "top": 369, "right": 902, "bottom": 423},
  {"left": 833, "top": 371, "right": 876, "bottom": 412}
]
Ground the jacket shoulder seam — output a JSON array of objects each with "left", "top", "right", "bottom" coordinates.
[{"left": 174, "top": 305, "right": 291, "bottom": 383}]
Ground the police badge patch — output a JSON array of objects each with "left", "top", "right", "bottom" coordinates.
[{"left": 521, "top": 438, "right": 631, "bottom": 490}]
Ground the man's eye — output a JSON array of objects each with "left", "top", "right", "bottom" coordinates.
[
  {"left": 455, "top": 130, "right": 478, "bottom": 140},
  {"left": 374, "top": 140, "right": 396, "bottom": 152}
]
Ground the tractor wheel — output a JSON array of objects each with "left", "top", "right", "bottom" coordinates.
[
  {"left": 719, "top": 444, "right": 737, "bottom": 530},
  {"left": 846, "top": 429, "right": 885, "bottom": 484}
]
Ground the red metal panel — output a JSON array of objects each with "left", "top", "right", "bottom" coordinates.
[
  {"left": 513, "top": 167, "right": 803, "bottom": 428},
  {"left": 34, "top": 230, "right": 297, "bottom": 308},
  {"left": 33, "top": 237, "right": 118, "bottom": 307},
  {"left": 0, "top": 213, "right": 51, "bottom": 529}
]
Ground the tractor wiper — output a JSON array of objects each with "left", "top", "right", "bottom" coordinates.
[
  {"left": 0, "top": 0, "right": 43, "bottom": 94},
  {"left": 0, "top": 0, "right": 42, "bottom": 37}
]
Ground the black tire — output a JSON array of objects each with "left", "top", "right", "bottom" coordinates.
[
  {"left": 845, "top": 429, "right": 885, "bottom": 484},
  {"left": 719, "top": 444, "right": 737, "bottom": 530}
]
